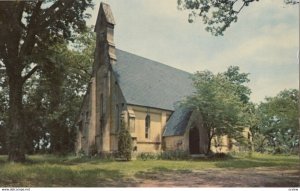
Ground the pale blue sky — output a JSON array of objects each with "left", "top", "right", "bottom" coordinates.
[{"left": 86, "top": 0, "right": 299, "bottom": 103}]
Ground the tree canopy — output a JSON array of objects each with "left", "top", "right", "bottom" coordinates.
[
  {"left": 0, "top": 28, "right": 94, "bottom": 155},
  {"left": 255, "top": 89, "right": 299, "bottom": 153},
  {"left": 0, "top": 0, "right": 93, "bottom": 161},
  {"left": 177, "top": 0, "right": 299, "bottom": 36},
  {"left": 181, "top": 66, "right": 250, "bottom": 154}
]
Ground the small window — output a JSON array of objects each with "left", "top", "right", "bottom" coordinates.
[{"left": 145, "top": 114, "right": 150, "bottom": 138}]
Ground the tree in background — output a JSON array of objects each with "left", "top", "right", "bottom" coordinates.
[
  {"left": 182, "top": 68, "right": 249, "bottom": 154},
  {"left": 255, "top": 89, "right": 299, "bottom": 153},
  {"left": 0, "top": 0, "right": 93, "bottom": 161},
  {"left": 0, "top": 80, "right": 8, "bottom": 154},
  {"left": 177, "top": 0, "right": 299, "bottom": 36},
  {"left": 223, "top": 66, "right": 251, "bottom": 104},
  {"left": 22, "top": 29, "right": 94, "bottom": 155},
  {"left": 118, "top": 122, "right": 133, "bottom": 161},
  {"left": 1, "top": 29, "right": 93, "bottom": 155}
]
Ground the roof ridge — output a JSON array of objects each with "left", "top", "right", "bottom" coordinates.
[{"left": 115, "top": 48, "right": 192, "bottom": 75}]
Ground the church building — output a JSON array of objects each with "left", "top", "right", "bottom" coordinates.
[{"left": 75, "top": 3, "right": 237, "bottom": 155}]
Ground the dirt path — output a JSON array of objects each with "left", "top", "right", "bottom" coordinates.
[{"left": 134, "top": 167, "right": 300, "bottom": 187}]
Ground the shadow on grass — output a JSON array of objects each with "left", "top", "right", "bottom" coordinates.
[
  {"left": 215, "top": 156, "right": 300, "bottom": 169},
  {"left": 135, "top": 166, "right": 192, "bottom": 181},
  {"left": 0, "top": 155, "right": 139, "bottom": 187},
  {"left": 1, "top": 165, "right": 138, "bottom": 187},
  {"left": 0, "top": 156, "right": 7, "bottom": 164},
  {"left": 23, "top": 155, "right": 114, "bottom": 166}
]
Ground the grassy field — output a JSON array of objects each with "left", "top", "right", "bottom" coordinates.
[{"left": 0, "top": 153, "right": 299, "bottom": 187}]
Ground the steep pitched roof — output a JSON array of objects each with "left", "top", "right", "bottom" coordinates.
[
  {"left": 163, "top": 108, "right": 193, "bottom": 137},
  {"left": 112, "top": 49, "right": 195, "bottom": 111}
]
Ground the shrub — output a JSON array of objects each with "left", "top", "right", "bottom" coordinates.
[
  {"left": 137, "top": 152, "right": 158, "bottom": 160},
  {"left": 159, "top": 150, "right": 190, "bottom": 160},
  {"left": 77, "top": 149, "right": 86, "bottom": 158},
  {"left": 137, "top": 150, "right": 190, "bottom": 161},
  {"left": 118, "top": 122, "right": 132, "bottom": 161},
  {"left": 98, "top": 151, "right": 118, "bottom": 160}
]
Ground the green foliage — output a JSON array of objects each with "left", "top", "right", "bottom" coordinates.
[
  {"left": 177, "top": 0, "right": 298, "bottom": 36},
  {"left": 159, "top": 150, "right": 190, "bottom": 160},
  {"left": 284, "top": 0, "right": 300, "bottom": 4},
  {"left": 0, "top": 84, "right": 8, "bottom": 154},
  {"left": 118, "top": 122, "right": 133, "bottom": 161},
  {"left": 20, "top": 29, "right": 94, "bottom": 155},
  {"left": 255, "top": 89, "right": 299, "bottom": 154},
  {"left": 177, "top": 0, "right": 258, "bottom": 36},
  {"left": 0, "top": 28, "right": 95, "bottom": 155},
  {"left": 223, "top": 66, "right": 251, "bottom": 104},
  {"left": 182, "top": 67, "right": 250, "bottom": 154},
  {"left": 0, "top": 0, "right": 93, "bottom": 162},
  {"left": 136, "top": 151, "right": 191, "bottom": 161},
  {"left": 137, "top": 152, "right": 158, "bottom": 160}
]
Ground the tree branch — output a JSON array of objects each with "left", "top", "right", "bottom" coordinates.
[
  {"left": 19, "top": 1, "right": 43, "bottom": 59},
  {"left": 40, "top": 0, "right": 75, "bottom": 29},
  {"left": 0, "top": 60, "right": 4, "bottom": 67},
  {"left": 0, "top": 44, "right": 8, "bottom": 61},
  {"left": 22, "top": 65, "right": 39, "bottom": 83},
  {"left": 236, "top": 2, "right": 246, "bottom": 14}
]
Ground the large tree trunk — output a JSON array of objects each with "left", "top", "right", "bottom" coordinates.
[
  {"left": 7, "top": 73, "right": 26, "bottom": 162},
  {"left": 45, "top": 63, "right": 64, "bottom": 154}
]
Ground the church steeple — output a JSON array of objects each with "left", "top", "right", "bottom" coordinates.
[{"left": 94, "top": 2, "right": 116, "bottom": 71}]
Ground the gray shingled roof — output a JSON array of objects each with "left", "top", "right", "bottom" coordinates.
[
  {"left": 112, "top": 49, "right": 195, "bottom": 111},
  {"left": 163, "top": 108, "right": 193, "bottom": 137}
]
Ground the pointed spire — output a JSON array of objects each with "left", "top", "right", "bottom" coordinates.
[{"left": 94, "top": 2, "right": 117, "bottom": 62}]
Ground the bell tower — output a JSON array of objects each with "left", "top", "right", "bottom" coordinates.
[
  {"left": 94, "top": 3, "right": 116, "bottom": 71},
  {"left": 93, "top": 2, "right": 117, "bottom": 153}
]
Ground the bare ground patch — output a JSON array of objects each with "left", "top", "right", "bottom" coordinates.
[{"left": 135, "top": 167, "right": 300, "bottom": 187}]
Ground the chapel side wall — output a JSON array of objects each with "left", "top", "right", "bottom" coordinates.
[
  {"left": 210, "top": 128, "right": 252, "bottom": 153},
  {"left": 227, "top": 127, "right": 252, "bottom": 152},
  {"left": 75, "top": 95, "right": 88, "bottom": 154},
  {"left": 163, "top": 136, "right": 188, "bottom": 151},
  {"left": 75, "top": 77, "right": 96, "bottom": 155},
  {"left": 210, "top": 135, "right": 230, "bottom": 153},
  {"left": 87, "top": 77, "right": 97, "bottom": 153},
  {"left": 109, "top": 72, "right": 127, "bottom": 152},
  {"left": 75, "top": 93, "right": 90, "bottom": 154},
  {"left": 129, "top": 105, "right": 171, "bottom": 153}
]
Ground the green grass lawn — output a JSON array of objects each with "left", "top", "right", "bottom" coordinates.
[{"left": 0, "top": 153, "right": 299, "bottom": 187}]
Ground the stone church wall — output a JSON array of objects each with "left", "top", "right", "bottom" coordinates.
[{"left": 128, "top": 105, "right": 171, "bottom": 153}]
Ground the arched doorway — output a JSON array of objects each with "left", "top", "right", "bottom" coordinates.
[{"left": 189, "top": 127, "right": 200, "bottom": 154}]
